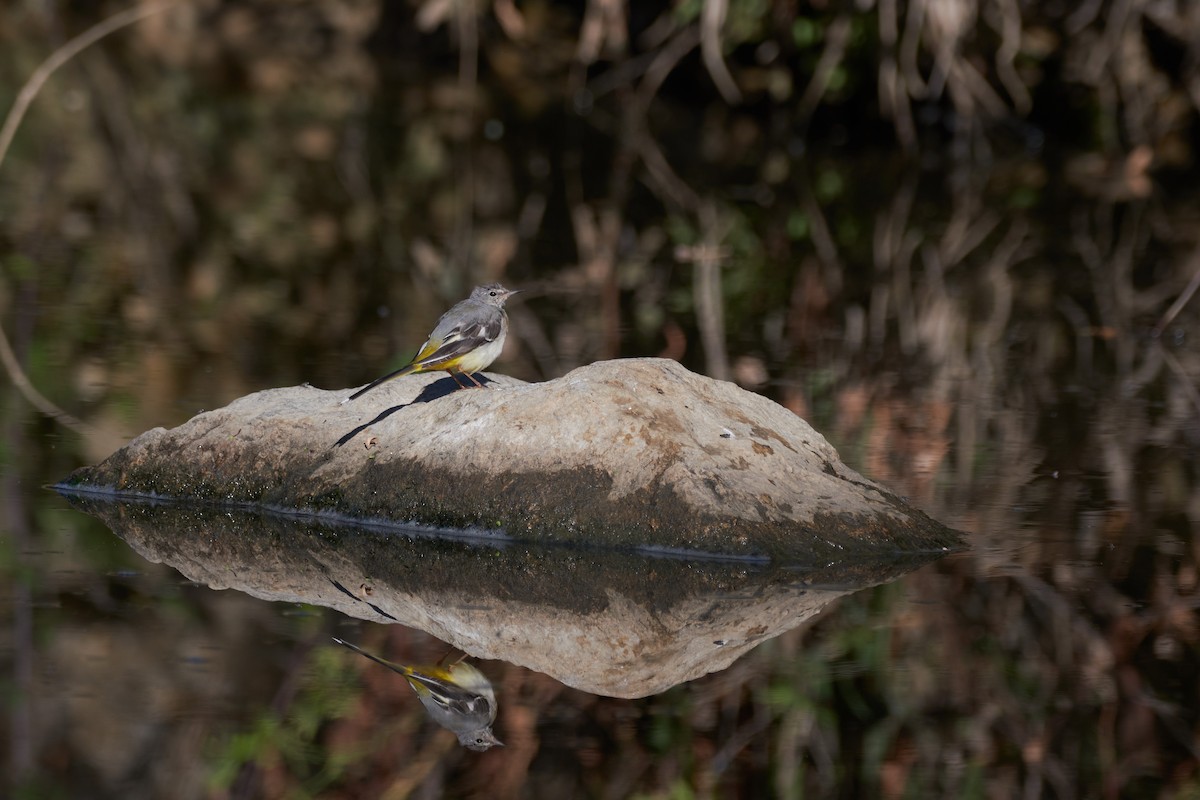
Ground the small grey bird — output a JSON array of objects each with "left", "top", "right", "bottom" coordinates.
[
  {"left": 345, "top": 283, "right": 519, "bottom": 402},
  {"left": 333, "top": 637, "right": 503, "bottom": 751}
]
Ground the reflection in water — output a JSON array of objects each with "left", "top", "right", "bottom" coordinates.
[
  {"left": 332, "top": 637, "right": 503, "bottom": 751},
  {"left": 58, "top": 490, "right": 945, "bottom": 698}
]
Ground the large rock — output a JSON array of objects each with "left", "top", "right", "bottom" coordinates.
[{"left": 61, "top": 358, "right": 962, "bottom": 562}]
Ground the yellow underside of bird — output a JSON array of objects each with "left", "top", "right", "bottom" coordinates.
[{"left": 406, "top": 335, "right": 506, "bottom": 378}]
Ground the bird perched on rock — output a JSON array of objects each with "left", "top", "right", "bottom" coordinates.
[
  {"left": 344, "top": 283, "right": 519, "bottom": 402},
  {"left": 333, "top": 636, "right": 503, "bottom": 751}
]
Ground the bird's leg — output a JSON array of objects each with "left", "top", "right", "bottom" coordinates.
[
  {"left": 437, "top": 651, "right": 468, "bottom": 668},
  {"left": 447, "top": 371, "right": 470, "bottom": 389},
  {"left": 462, "top": 372, "right": 486, "bottom": 388}
]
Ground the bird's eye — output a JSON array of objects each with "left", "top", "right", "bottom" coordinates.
[{"left": 489, "top": 291, "right": 497, "bottom": 297}]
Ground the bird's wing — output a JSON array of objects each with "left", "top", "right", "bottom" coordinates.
[
  {"left": 410, "top": 316, "right": 504, "bottom": 369},
  {"left": 403, "top": 671, "right": 494, "bottom": 717}
]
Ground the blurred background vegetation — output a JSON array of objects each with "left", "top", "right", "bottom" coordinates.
[{"left": 1, "top": 0, "right": 1199, "bottom": 797}]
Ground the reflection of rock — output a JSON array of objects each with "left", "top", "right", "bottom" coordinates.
[
  {"left": 61, "top": 495, "right": 946, "bottom": 697},
  {"left": 62, "top": 358, "right": 961, "bottom": 562}
]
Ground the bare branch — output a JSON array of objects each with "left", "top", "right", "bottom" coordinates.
[
  {"left": 701, "top": 0, "right": 742, "bottom": 104},
  {"left": 0, "top": 1, "right": 177, "bottom": 437}
]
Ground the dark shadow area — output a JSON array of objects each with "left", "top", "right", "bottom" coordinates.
[
  {"left": 329, "top": 577, "right": 398, "bottom": 621},
  {"left": 334, "top": 376, "right": 491, "bottom": 447}
]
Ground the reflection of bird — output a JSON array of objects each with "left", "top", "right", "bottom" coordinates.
[
  {"left": 344, "top": 283, "right": 519, "bottom": 402},
  {"left": 332, "top": 637, "right": 503, "bottom": 751}
]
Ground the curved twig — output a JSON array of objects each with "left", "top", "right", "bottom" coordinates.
[
  {"left": 701, "top": 0, "right": 741, "bottom": 104},
  {"left": 1152, "top": 244, "right": 1200, "bottom": 338},
  {"left": 797, "top": 15, "right": 852, "bottom": 131},
  {"left": 0, "top": 3, "right": 175, "bottom": 172},
  {"left": 0, "top": 2, "right": 176, "bottom": 436}
]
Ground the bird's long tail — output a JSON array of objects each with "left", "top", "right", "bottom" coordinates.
[
  {"left": 332, "top": 636, "right": 411, "bottom": 677},
  {"left": 342, "top": 363, "right": 416, "bottom": 403}
]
